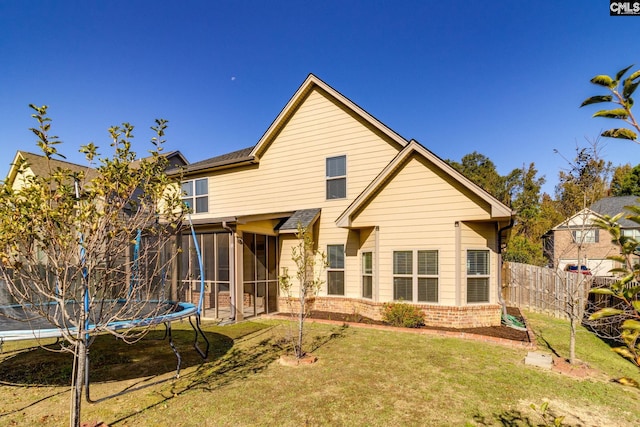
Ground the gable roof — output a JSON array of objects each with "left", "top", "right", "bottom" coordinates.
[
  {"left": 4, "top": 151, "right": 97, "bottom": 187},
  {"left": 250, "top": 74, "right": 408, "bottom": 160},
  {"left": 175, "top": 74, "right": 410, "bottom": 178},
  {"left": 336, "top": 140, "right": 513, "bottom": 227},
  {"left": 547, "top": 196, "right": 640, "bottom": 233},
  {"left": 590, "top": 196, "right": 640, "bottom": 228},
  {"left": 548, "top": 208, "right": 602, "bottom": 231}
]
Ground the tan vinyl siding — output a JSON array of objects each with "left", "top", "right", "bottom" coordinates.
[
  {"left": 200, "top": 89, "right": 400, "bottom": 220},
  {"left": 349, "top": 155, "right": 498, "bottom": 305},
  {"left": 202, "top": 88, "right": 401, "bottom": 299}
]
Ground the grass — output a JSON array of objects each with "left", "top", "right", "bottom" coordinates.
[{"left": 1, "top": 312, "right": 640, "bottom": 426}]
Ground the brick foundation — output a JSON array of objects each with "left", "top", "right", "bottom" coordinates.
[{"left": 277, "top": 296, "right": 501, "bottom": 328}]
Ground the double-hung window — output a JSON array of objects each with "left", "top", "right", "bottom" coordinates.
[
  {"left": 182, "top": 178, "right": 208, "bottom": 214},
  {"left": 326, "top": 155, "right": 346, "bottom": 199},
  {"left": 417, "top": 250, "right": 438, "bottom": 302},
  {"left": 467, "top": 250, "right": 489, "bottom": 303},
  {"left": 327, "top": 245, "right": 345, "bottom": 295},
  {"left": 393, "top": 251, "right": 413, "bottom": 301},
  {"left": 362, "top": 252, "right": 373, "bottom": 299},
  {"left": 573, "top": 229, "right": 598, "bottom": 244},
  {"left": 393, "top": 250, "right": 439, "bottom": 302}
]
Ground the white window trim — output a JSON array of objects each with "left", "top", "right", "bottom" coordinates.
[
  {"left": 326, "top": 155, "right": 347, "bottom": 200},
  {"left": 465, "top": 248, "right": 491, "bottom": 304},
  {"left": 392, "top": 249, "right": 440, "bottom": 303},
  {"left": 362, "top": 251, "right": 373, "bottom": 299},
  {"left": 182, "top": 178, "right": 209, "bottom": 214},
  {"left": 327, "top": 244, "right": 345, "bottom": 296}
]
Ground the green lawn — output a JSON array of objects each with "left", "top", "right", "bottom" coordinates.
[{"left": 1, "top": 312, "right": 639, "bottom": 426}]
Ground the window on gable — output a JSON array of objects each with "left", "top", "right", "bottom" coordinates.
[
  {"left": 326, "top": 155, "right": 346, "bottom": 199},
  {"left": 467, "top": 250, "right": 489, "bottom": 303},
  {"left": 182, "top": 178, "right": 208, "bottom": 214},
  {"left": 327, "top": 244, "right": 345, "bottom": 295},
  {"left": 362, "top": 252, "right": 373, "bottom": 299},
  {"left": 572, "top": 229, "right": 598, "bottom": 244}
]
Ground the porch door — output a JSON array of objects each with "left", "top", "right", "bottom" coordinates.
[{"left": 242, "top": 233, "right": 278, "bottom": 318}]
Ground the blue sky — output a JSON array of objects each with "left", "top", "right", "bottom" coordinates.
[{"left": 0, "top": 1, "right": 638, "bottom": 195}]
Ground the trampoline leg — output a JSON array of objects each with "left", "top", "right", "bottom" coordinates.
[
  {"left": 189, "top": 314, "right": 210, "bottom": 359},
  {"left": 167, "top": 322, "right": 182, "bottom": 378}
]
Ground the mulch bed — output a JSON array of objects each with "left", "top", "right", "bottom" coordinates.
[{"left": 307, "top": 306, "right": 531, "bottom": 344}]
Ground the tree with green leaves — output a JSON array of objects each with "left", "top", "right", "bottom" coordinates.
[
  {"left": 503, "top": 163, "right": 548, "bottom": 266},
  {"left": 582, "top": 64, "right": 640, "bottom": 383},
  {"left": 581, "top": 64, "right": 640, "bottom": 142},
  {"left": 447, "top": 152, "right": 513, "bottom": 205},
  {"left": 610, "top": 163, "right": 640, "bottom": 196},
  {"left": 553, "top": 139, "right": 612, "bottom": 218},
  {"left": 0, "top": 105, "right": 184, "bottom": 426}
]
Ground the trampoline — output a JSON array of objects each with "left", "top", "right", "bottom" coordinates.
[
  {"left": 0, "top": 300, "right": 198, "bottom": 342},
  {"left": 0, "top": 215, "right": 211, "bottom": 402}
]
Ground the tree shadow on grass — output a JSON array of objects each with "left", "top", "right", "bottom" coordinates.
[
  {"left": 0, "top": 328, "right": 236, "bottom": 386},
  {"left": 108, "top": 322, "right": 350, "bottom": 426},
  {"left": 472, "top": 406, "right": 563, "bottom": 427}
]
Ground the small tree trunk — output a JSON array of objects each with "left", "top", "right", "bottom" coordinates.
[
  {"left": 297, "top": 293, "right": 304, "bottom": 358},
  {"left": 569, "top": 314, "right": 577, "bottom": 364},
  {"left": 70, "top": 338, "right": 86, "bottom": 427}
]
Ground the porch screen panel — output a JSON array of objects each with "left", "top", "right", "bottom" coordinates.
[
  {"left": 268, "top": 235, "right": 277, "bottom": 281},
  {"left": 256, "top": 234, "right": 267, "bottom": 281},
  {"left": 203, "top": 233, "right": 215, "bottom": 281},
  {"left": 243, "top": 233, "right": 255, "bottom": 279},
  {"left": 217, "top": 234, "right": 230, "bottom": 282}
]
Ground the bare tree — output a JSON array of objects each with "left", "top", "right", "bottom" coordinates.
[
  {"left": 0, "top": 105, "right": 184, "bottom": 426},
  {"left": 278, "top": 224, "right": 326, "bottom": 360}
]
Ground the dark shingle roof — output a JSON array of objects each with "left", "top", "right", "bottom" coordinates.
[
  {"left": 18, "top": 151, "right": 94, "bottom": 177},
  {"left": 277, "top": 208, "right": 321, "bottom": 232},
  {"left": 175, "top": 147, "right": 254, "bottom": 174},
  {"left": 590, "top": 196, "right": 640, "bottom": 228}
]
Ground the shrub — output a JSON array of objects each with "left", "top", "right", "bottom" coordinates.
[{"left": 381, "top": 302, "right": 425, "bottom": 328}]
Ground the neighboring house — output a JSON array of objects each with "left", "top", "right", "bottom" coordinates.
[
  {"left": 1, "top": 150, "right": 189, "bottom": 304},
  {"left": 542, "top": 196, "right": 640, "bottom": 276},
  {"left": 5, "top": 150, "right": 188, "bottom": 191},
  {"left": 171, "top": 74, "right": 513, "bottom": 328}
]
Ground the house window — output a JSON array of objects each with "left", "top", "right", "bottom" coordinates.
[
  {"left": 362, "top": 252, "right": 373, "bottom": 299},
  {"left": 327, "top": 245, "right": 344, "bottom": 295},
  {"left": 182, "top": 178, "right": 208, "bottom": 213},
  {"left": 393, "top": 251, "right": 413, "bottom": 301},
  {"left": 326, "top": 155, "right": 346, "bottom": 199},
  {"left": 622, "top": 229, "right": 640, "bottom": 239},
  {"left": 572, "top": 229, "right": 598, "bottom": 244},
  {"left": 467, "top": 250, "right": 489, "bottom": 303},
  {"left": 393, "top": 250, "right": 439, "bottom": 302},
  {"left": 417, "top": 250, "right": 438, "bottom": 303}
]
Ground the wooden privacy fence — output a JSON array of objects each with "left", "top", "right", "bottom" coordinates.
[{"left": 502, "top": 262, "right": 593, "bottom": 319}]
